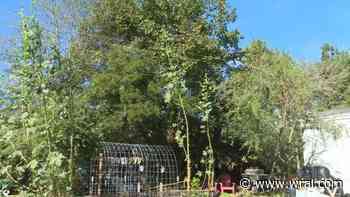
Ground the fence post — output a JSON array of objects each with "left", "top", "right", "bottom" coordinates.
[
  {"left": 232, "top": 182, "right": 236, "bottom": 197},
  {"left": 89, "top": 176, "right": 94, "bottom": 195},
  {"left": 159, "top": 183, "right": 163, "bottom": 197},
  {"left": 97, "top": 153, "right": 103, "bottom": 196},
  {"left": 137, "top": 182, "right": 141, "bottom": 193}
]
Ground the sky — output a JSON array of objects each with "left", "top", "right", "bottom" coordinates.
[
  {"left": 0, "top": 0, "right": 31, "bottom": 71},
  {"left": 1, "top": 0, "right": 350, "bottom": 70},
  {"left": 233, "top": 0, "right": 350, "bottom": 62}
]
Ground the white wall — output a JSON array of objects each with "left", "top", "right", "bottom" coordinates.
[{"left": 303, "top": 108, "right": 350, "bottom": 194}]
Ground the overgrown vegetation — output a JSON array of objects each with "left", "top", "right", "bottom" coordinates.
[{"left": 0, "top": 0, "right": 349, "bottom": 196}]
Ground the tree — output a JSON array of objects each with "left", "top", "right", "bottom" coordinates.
[
  {"left": 1, "top": 0, "right": 245, "bottom": 194},
  {"left": 308, "top": 43, "right": 350, "bottom": 109},
  {"left": 86, "top": 44, "right": 166, "bottom": 143},
  {"left": 75, "top": 0, "right": 241, "bottom": 189},
  {"left": 321, "top": 43, "right": 336, "bottom": 63},
  {"left": 221, "top": 40, "right": 313, "bottom": 175}
]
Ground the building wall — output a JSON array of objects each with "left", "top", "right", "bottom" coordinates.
[{"left": 303, "top": 108, "right": 350, "bottom": 194}]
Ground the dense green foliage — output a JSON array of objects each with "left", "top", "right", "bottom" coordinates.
[
  {"left": 0, "top": 0, "right": 349, "bottom": 196},
  {"left": 0, "top": 12, "right": 96, "bottom": 197},
  {"left": 308, "top": 43, "right": 350, "bottom": 109},
  {"left": 221, "top": 41, "right": 314, "bottom": 175}
]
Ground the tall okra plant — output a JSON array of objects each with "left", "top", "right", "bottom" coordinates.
[
  {"left": 0, "top": 15, "right": 71, "bottom": 196},
  {"left": 197, "top": 74, "right": 215, "bottom": 190}
]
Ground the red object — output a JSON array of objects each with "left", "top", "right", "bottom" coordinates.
[
  {"left": 216, "top": 182, "right": 235, "bottom": 193},
  {"left": 216, "top": 175, "right": 236, "bottom": 193}
]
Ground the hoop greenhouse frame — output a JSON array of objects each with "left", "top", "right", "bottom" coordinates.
[{"left": 89, "top": 142, "right": 179, "bottom": 196}]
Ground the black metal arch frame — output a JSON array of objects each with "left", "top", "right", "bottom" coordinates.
[{"left": 89, "top": 142, "right": 178, "bottom": 195}]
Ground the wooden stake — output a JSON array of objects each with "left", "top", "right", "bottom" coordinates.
[{"left": 97, "top": 153, "right": 103, "bottom": 196}]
